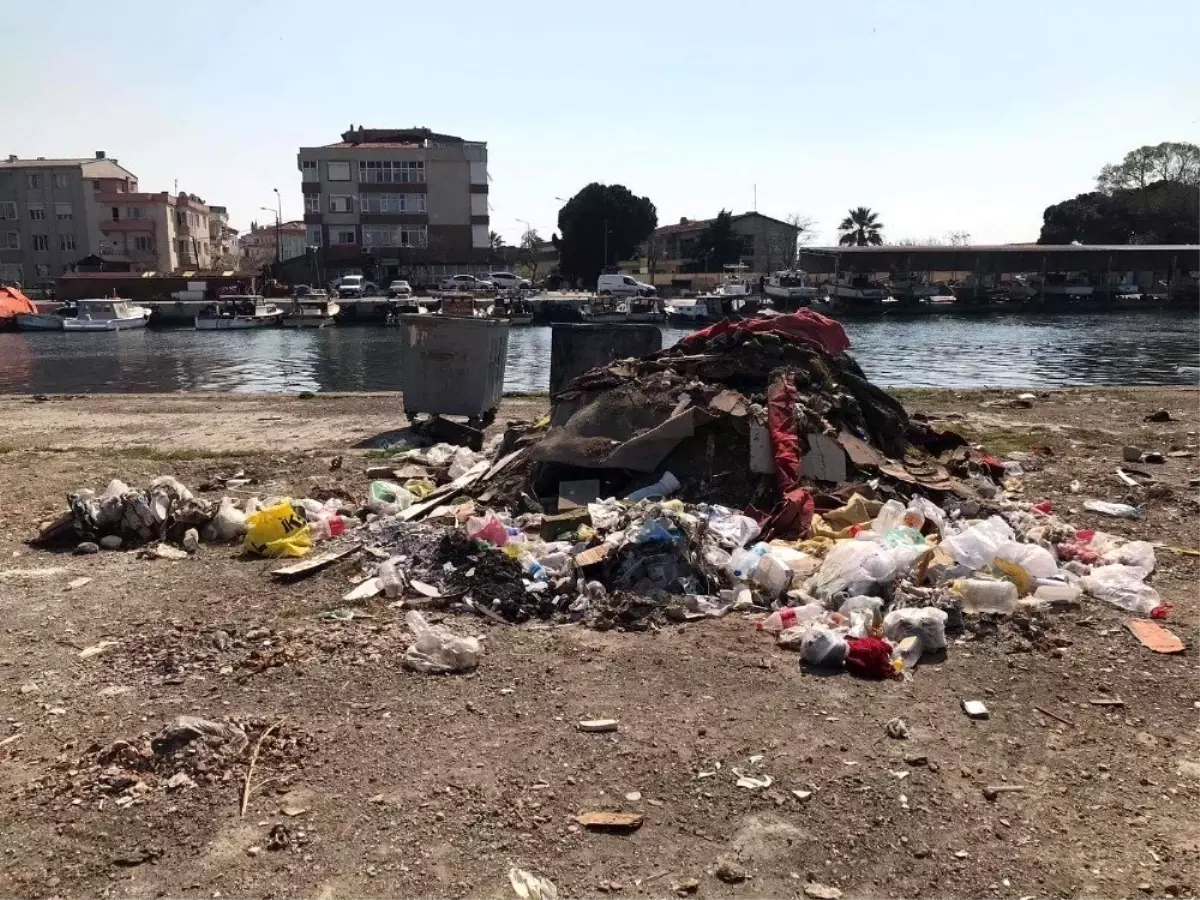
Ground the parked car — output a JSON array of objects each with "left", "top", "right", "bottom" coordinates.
[
  {"left": 439, "top": 274, "right": 494, "bottom": 291},
  {"left": 597, "top": 273, "right": 656, "bottom": 297},
  {"left": 388, "top": 279, "right": 413, "bottom": 297},
  {"left": 488, "top": 272, "right": 532, "bottom": 291},
  {"left": 334, "top": 274, "right": 365, "bottom": 297}
]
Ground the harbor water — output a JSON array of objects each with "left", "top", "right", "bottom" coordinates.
[{"left": 0, "top": 309, "right": 1195, "bottom": 395}]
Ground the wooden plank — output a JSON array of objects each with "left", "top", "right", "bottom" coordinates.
[
  {"left": 576, "top": 811, "right": 643, "bottom": 831},
  {"left": 270, "top": 543, "right": 361, "bottom": 581},
  {"left": 397, "top": 461, "right": 490, "bottom": 522},
  {"left": 1126, "top": 620, "right": 1185, "bottom": 654}
]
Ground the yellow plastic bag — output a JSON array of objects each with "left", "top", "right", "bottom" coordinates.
[
  {"left": 403, "top": 478, "right": 437, "bottom": 500},
  {"left": 243, "top": 502, "right": 312, "bottom": 558}
]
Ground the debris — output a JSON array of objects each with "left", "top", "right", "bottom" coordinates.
[
  {"left": 1142, "top": 451, "right": 1165, "bottom": 464},
  {"left": 509, "top": 867, "right": 559, "bottom": 900},
  {"left": 578, "top": 719, "right": 620, "bottom": 733},
  {"left": 1122, "top": 445, "right": 1143, "bottom": 463},
  {"left": 804, "top": 882, "right": 843, "bottom": 900},
  {"left": 1089, "top": 698, "right": 1126, "bottom": 708},
  {"left": 1144, "top": 408, "right": 1173, "bottom": 422},
  {"left": 715, "top": 858, "right": 748, "bottom": 884},
  {"left": 111, "top": 848, "right": 162, "bottom": 867},
  {"left": 557, "top": 479, "right": 601, "bottom": 511},
  {"left": 576, "top": 811, "right": 644, "bottom": 832},
  {"left": 1083, "top": 499, "right": 1142, "bottom": 518},
  {"left": 270, "top": 543, "right": 362, "bottom": 581},
  {"left": 624, "top": 791, "right": 642, "bottom": 802},
  {"left": 342, "top": 577, "right": 382, "bottom": 602},
  {"left": 181, "top": 528, "right": 200, "bottom": 554},
  {"left": 961, "top": 700, "right": 990, "bottom": 720},
  {"left": 266, "top": 823, "right": 291, "bottom": 851},
  {"left": 1032, "top": 706, "right": 1076, "bottom": 728},
  {"left": 281, "top": 805, "right": 308, "bottom": 817},
  {"left": 982, "top": 784, "right": 1026, "bottom": 801},
  {"left": 79, "top": 640, "right": 119, "bottom": 660},
  {"left": 884, "top": 717, "right": 910, "bottom": 740},
  {"left": 903, "top": 752, "right": 929, "bottom": 766},
  {"left": 240, "top": 717, "right": 286, "bottom": 817},
  {"left": 1126, "top": 620, "right": 1185, "bottom": 654},
  {"left": 403, "top": 610, "right": 481, "bottom": 674},
  {"left": 673, "top": 877, "right": 700, "bottom": 895},
  {"left": 142, "top": 543, "right": 188, "bottom": 561},
  {"left": 74, "top": 541, "right": 99, "bottom": 555},
  {"left": 792, "top": 789, "right": 813, "bottom": 801},
  {"left": 166, "top": 771, "right": 195, "bottom": 791},
  {"left": 99, "top": 535, "right": 123, "bottom": 550},
  {"left": 733, "top": 770, "right": 774, "bottom": 790},
  {"left": 66, "top": 576, "right": 91, "bottom": 591}
]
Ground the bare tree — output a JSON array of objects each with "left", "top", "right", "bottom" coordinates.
[
  {"left": 945, "top": 230, "right": 971, "bottom": 246},
  {"left": 1097, "top": 142, "right": 1200, "bottom": 193}
]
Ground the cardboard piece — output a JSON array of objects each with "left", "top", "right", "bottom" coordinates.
[
  {"left": 576, "top": 811, "right": 643, "bottom": 831},
  {"left": 801, "top": 432, "right": 848, "bottom": 483},
  {"left": 1126, "top": 619, "right": 1185, "bottom": 654},
  {"left": 271, "top": 543, "right": 362, "bottom": 580}
]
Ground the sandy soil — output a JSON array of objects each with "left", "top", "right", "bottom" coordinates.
[{"left": 0, "top": 388, "right": 1197, "bottom": 900}]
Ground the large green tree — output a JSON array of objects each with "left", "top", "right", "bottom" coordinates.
[
  {"left": 1038, "top": 180, "right": 1199, "bottom": 244},
  {"left": 689, "top": 209, "right": 743, "bottom": 271},
  {"left": 837, "top": 207, "right": 884, "bottom": 246},
  {"left": 557, "top": 183, "right": 657, "bottom": 284},
  {"left": 1096, "top": 142, "right": 1200, "bottom": 194}
]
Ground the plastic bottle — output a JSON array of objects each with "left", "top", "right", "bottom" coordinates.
[
  {"left": 311, "top": 515, "right": 348, "bottom": 541},
  {"left": 952, "top": 577, "right": 1018, "bottom": 614},
  {"left": 729, "top": 543, "right": 768, "bottom": 582},
  {"left": 518, "top": 552, "right": 547, "bottom": 581},
  {"left": 891, "top": 634, "right": 923, "bottom": 680},
  {"left": 870, "top": 499, "right": 906, "bottom": 535},
  {"left": 757, "top": 603, "right": 825, "bottom": 633},
  {"left": 624, "top": 471, "right": 681, "bottom": 503},
  {"left": 378, "top": 559, "right": 402, "bottom": 599},
  {"left": 1032, "top": 581, "right": 1083, "bottom": 604}
]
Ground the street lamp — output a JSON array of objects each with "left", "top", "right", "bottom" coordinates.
[{"left": 261, "top": 203, "right": 282, "bottom": 266}]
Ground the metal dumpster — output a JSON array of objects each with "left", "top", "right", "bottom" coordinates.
[{"left": 398, "top": 315, "right": 509, "bottom": 421}]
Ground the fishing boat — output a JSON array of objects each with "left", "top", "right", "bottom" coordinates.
[
  {"left": 488, "top": 295, "right": 534, "bottom": 326},
  {"left": 583, "top": 295, "right": 628, "bottom": 323},
  {"left": 823, "top": 272, "right": 888, "bottom": 302},
  {"left": 195, "top": 296, "right": 283, "bottom": 330},
  {"left": 951, "top": 273, "right": 1006, "bottom": 305},
  {"left": 627, "top": 296, "right": 665, "bottom": 322},
  {"left": 763, "top": 271, "right": 817, "bottom": 309},
  {"left": 15, "top": 303, "right": 76, "bottom": 331},
  {"left": 664, "top": 291, "right": 746, "bottom": 326},
  {"left": 61, "top": 298, "right": 150, "bottom": 332},
  {"left": 282, "top": 291, "right": 340, "bottom": 328},
  {"left": 887, "top": 272, "right": 941, "bottom": 305}
]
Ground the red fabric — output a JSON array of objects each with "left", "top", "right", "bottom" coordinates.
[
  {"left": 768, "top": 374, "right": 801, "bottom": 493},
  {"left": 751, "top": 488, "right": 815, "bottom": 543},
  {"left": 1151, "top": 604, "right": 1173, "bottom": 620},
  {"left": 844, "top": 637, "right": 895, "bottom": 679},
  {"left": 1031, "top": 500, "right": 1053, "bottom": 515},
  {"left": 678, "top": 309, "right": 851, "bottom": 357}
]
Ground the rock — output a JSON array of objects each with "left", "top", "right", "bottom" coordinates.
[
  {"left": 182, "top": 528, "right": 200, "bottom": 553},
  {"left": 146, "top": 543, "right": 188, "bottom": 561},
  {"left": 577, "top": 718, "right": 619, "bottom": 733},
  {"left": 624, "top": 791, "right": 642, "bottom": 802},
  {"left": 19, "top": 682, "right": 39, "bottom": 694},
  {"left": 884, "top": 717, "right": 909, "bottom": 739},
  {"left": 804, "top": 882, "right": 843, "bottom": 899},
  {"left": 1122, "top": 445, "right": 1143, "bottom": 463},
  {"left": 1142, "top": 451, "right": 1165, "bottom": 464},
  {"left": 99, "top": 535, "right": 123, "bottom": 550},
  {"left": 74, "top": 541, "right": 100, "bottom": 555},
  {"left": 674, "top": 878, "right": 700, "bottom": 896},
  {"left": 166, "top": 772, "right": 195, "bottom": 791},
  {"left": 715, "top": 858, "right": 748, "bottom": 884},
  {"left": 1144, "top": 408, "right": 1173, "bottom": 422},
  {"left": 904, "top": 751, "right": 929, "bottom": 767}
]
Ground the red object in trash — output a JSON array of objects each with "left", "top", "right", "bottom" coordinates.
[
  {"left": 1031, "top": 500, "right": 1053, "bottom": 515},
  {"left": 843, "top": 637, "right": 895, "bottom": 679},
  {"left": 1151, "top": 604, "right": 1174, "bottom": 620},
  {"left": 768, "top": 374, "right": 801, "bottom": 493},
  {"left": 677, "top": 309, "right": 851, "bottom": 357},
  {"left": 751, "top": 488, "right": 815, "bottom": 543}
]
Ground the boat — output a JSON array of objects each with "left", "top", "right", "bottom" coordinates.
[
  {"left": 61, "top": 298, "right": 150, "bottom": 332},
  {"left": 951, "top": 273, "right": 1007, "bottom": 305},
  {"left": 15, "top": 302, "right": 75, "bottom": 331},
  {"left": 1011, "top": 272, "right": 1093, "bottom": 303},
  {"left": 195, "top": 296, "right": 283, "bottom": 330},
  {"left": 488, "top": 295, "right": 534, "bottom": 326},
  {"left": 664, "top": 291, "right": 745, "bottom": 326},
  {"left": 583, "top": 295, "right": 629, "bottom": 323},
  {"left": 887, "top": 272, "right": 942, "bottom": 306},
  {"left": 282, "top": 291, "right": 340, "bottom": 328},
  {"left": 1, "top": 286, "right": 40, "bottom": 331},
  {"left": 823, "top": 272, "right": 888, "bottom": 302},
  {"left": 627, "top": 296, "right": 665, "bottom": 323},
  {"left": 529, "top": 291, "right": 592, "bottom": 323},
  {"left": 763, "top": 271, "right": 817, "bottom": 310}
]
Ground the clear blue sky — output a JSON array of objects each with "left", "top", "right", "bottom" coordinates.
[{"left": 4, "top": 0, "right": 1197, "bottom": 246}]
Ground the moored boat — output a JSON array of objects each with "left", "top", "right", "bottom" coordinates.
[
  {"left": 282, "top": 292, "right": 340, "bottom": 328},
  {"left": 61, "top": 298, "right": 150, "bottom": 332},
  {"left": 764, "top": 271, "right": 817, "bottom": 309},
  {"left": 195, "top": 296, "right": 283, "bottom": 330}
]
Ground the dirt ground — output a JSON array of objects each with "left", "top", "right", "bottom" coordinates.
[{"left": 0, "top": 388, "right": 1197, "bottom": 900}]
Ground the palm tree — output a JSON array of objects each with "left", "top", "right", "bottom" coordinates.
[{"left": 837, "top": 207, "right": 884, "bottom": 246}]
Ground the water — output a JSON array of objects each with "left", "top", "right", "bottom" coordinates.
[{"left": 0, "top": 310, "right": 1195, "bottom": 394}]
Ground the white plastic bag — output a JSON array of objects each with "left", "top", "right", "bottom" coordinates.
[
  {"left": 703, "top": 506, "right": 761, "bottom": 548},
  {"left": 448, "top": 446, "right": 481, "bottom": 480},
  {"left": 403, "top": 611, "right": 481, "bottom": 674},
  {"left": 1113, "top": 540, "right": 1156, "bottom": 573},
  {"left": 992, "top": 541, "right": 1059, "bottom": 578},
  {"left": 942, "top": 516, "right": 1015, "bottom": 570},
  {"left": 1083, "top": 500, "right": 1142, "bottom": 518},
  {"left": 208, "top": 497, "right": 248, "bottom": 542},
  {"left": 809, "top": 541, "right": 884, "bottom": 599},
  {"left": 1081, "top": 564, "right": 1162, "bottom": 616},
  {"left": 883, "top": 607, "right": 948, "bottom": 652},
  {"left": 839, "top": 595, "right": 884, "bottom": 624},
  {"left": 869, "top": 499, "right": 906, "bottom": 536},
  {"left": 907, "top": 496, "right": 946, "bottom": 535},
  {"left": 587, "top": 499, "right": 622, "bottom": 531},
  {"left": 800, "top": 626, "right": 848, "bottom": 668}
]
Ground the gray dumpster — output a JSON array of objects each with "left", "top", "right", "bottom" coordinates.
[
  {"left": 550, "top": 323, "right": 663, "bottom": 395},
  {"left": 398, "top": 315, "right": 509, "bottom": 420}
]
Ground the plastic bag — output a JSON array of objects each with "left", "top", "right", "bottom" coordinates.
[
  {"left": 465, "top": 511, "right": 510, "bottom": 547},
  {"left": 883, "top": 607, "right": 948, "bottom": 652},
  {"left": 800, "top": 626, "right": 848, "bottom": 668},
  {"left": 404, "top": 478, "right": 437, "bottom": 500},
  {"left": 1083, "top": 500, "right": 1142, "bottom": 519},
  {"left": 368, "top": 481, "right": 415, "bottom": 516},
  {"left": 992, "top": 541, "right": 1059, "bottom": 578},
  {"left": 758, "top": 603, "right": 827, "bottom": 633},
  {"left": 1113, "top": 540, "right": 1156, "bottom": 572},
  {"left": 838, "top": 595, "right": 884, "bottom": 626},
  {"left": 1081, "top": 564, "right": 1162, "bottom": 616},
  {"left": 870, "top": 499, "right": 906, "bottom": 535},
  {"left": 809, "top": 541, "right": 884, "bottom": 599},
  {"left": 587, "top": 500, "right": 622, "bottom": 531},
  {"left": 403, "top": 611, "right": 481, "bottom": 674},
  {"left": 908, "top": 496, "right": 946, "bottom": 535},
  {"left": 942, "top": 516, "right": 1015, "bottom": 570},
  {"left": 448, "top": 446, "right": 481, "bottom": 481},
  {"left": 702, "top": 506, "right": 761, "bottom": 548},
  {"left": 207, "top": 497, "right": 248, "bottom": 542},
  {"left": 243, "top": 502, "right": 312, "bottom": 558}
]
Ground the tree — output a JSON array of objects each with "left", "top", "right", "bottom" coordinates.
[
  {"left": 1096, "top": 142, "right": 1200, "bottom": 194},
  {"left": 517, "top": 228, "right": 543, "bottom": 282},
  {"left": 556, "top": 183, "right": 657, "bottom": 284},
  {"left": 689, "top": 209, "right": 743, "bottom": 272},
  {"left": 837, "top": 207, "right": 884, "bottom": 246},
  {"left": 1038, "top": 180, "right": 1199, "bottom": 244},
  {"left": 488, "top": 230, "right": 506, "bottom": 251}
]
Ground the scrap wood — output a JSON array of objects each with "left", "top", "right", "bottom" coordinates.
[
  {"left": 1032, "top": 705, "right": 1076, "bottom": 727},
  {"left": 397, "top": 460, "right": 490, "bottom": 522},
  {"left": 240, "top": 718, "right": 285, "bottom": 818},
  {"left": 270, "top": 543, "right": 361, "bottom": 580},
  {"left": 575, "top": 810, "right": 644, "bottom": 831},
  {"left": 342, "top": 577, "right": 382, "bottom": 602},
  {"left": 1089, "top": 698, "right": 1125, "bottom": 708},
  {"left": 1126, "top": 619, "right": 1185, "bottom": 654}
]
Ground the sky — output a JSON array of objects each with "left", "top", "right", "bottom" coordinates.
[{"left": 4, "top": 0, "right": 1198, "bottom": 246}]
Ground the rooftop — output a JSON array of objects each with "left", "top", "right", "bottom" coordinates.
[
  {"left": 653, "top": 212, "right": 799, "bottom": 237},
  {"left": 321, "top": 141, "right": 423, "bottom": 149}
]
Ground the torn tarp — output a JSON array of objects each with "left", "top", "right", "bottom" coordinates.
[{"left": 677, "top": 309, "right": 852, "bottom": 358}]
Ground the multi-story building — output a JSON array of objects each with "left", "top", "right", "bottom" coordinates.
[
  {"left": 207, "top": 206, "right": 240, "bottom": 269},
  {"left": 643, "top": 212, "right": 800, "bottom": 276},
  {"left": 96, "top": 190, "right": 213, "bottom": 272},
  {"left": 0, "top": 151, "right": 138, "bottom": 285},
  {"left": 297, "top": 125, "right": 489, "bottom": 280},
  {"left": 238, "top": 220, "right": 306, "bottom": 268}
]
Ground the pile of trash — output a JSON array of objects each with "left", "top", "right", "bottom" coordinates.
[{"left": 37, "top": 715, "right": 313, "bottom": 810}]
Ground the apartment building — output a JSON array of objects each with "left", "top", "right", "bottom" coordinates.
[
  {"left": 96, "top": 190, "right": 214, "bottom": 271},
  {"left": 208, "top": 206, "right": 240, "bottom": 268},
  {"left": 239, "top": 220, "right": 306, "bottom": 267},
  {"left": 297, "top": 126, "right": 489, "bottom": 279},
  {"left": 0, "top": 151, "right": 137, "bottom": 285},
  {"left": 643, "top": 212, "right": 800, "bottom": 275}
]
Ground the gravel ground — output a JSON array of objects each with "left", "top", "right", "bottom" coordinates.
[{"left": 0, "top": 388, "right": 1196, "bottom": 900}]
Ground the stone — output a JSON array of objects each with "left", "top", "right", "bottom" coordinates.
[
  {"left": 715, "top": 858, "right": 748, "bottom": 884},
  {"left": 674, "top": 878, "right": 700, "bottom": 896},
  {"left": 1144, "top": 408, "right": 1172, "bottom": 422},
  {"left": 1142, "top": 451, "right": 1165, "bottom": 464},
  {"left": 904, "top": 752, "right": 929, "bottom": 767},
  {"left": 1122, "top": 445, "right": 1143, "bottom": 462},
  {"left": 99, "top": 535, "right": 123, "bottom": 550},
  {"left": 804, "top": 882, "right": 843, "bottom": 900},
  {"left": 74, "top": 541, "right": 100, "bottom": 555},
  {"left": 182, "top": 528, "right": 200, "bottom": 553}
]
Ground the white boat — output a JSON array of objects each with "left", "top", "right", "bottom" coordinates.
[
  {"left": 15, "top": 304, "right": 74, "bottom": 331},
  {"left": 764, "top": 271, "right": 817, "bottom": 308},
  {"left": 823, "top": 273, "right": 888, "bottom": 302},
  {"left": 887, "top": 273, "right": 941, "bottom": 302},
  {"left": 627, "top": 297, "right": 665, "bottom": 322},
  {"left": 195, "top": 296, "right": 283, "bottom": 330},
  {"left": 282, "top": 293, "right": 340, "bottom": 328},
  {"left": 665, "top": 293, "right": 742, "bottom": 326},
  {"left": 1038, "top": 273, "right": 1094, "bottom": 298},
  {"left": 583, "top": 296, "right": 629, "bottom": 323},
  {"left": 61, "top": 299, "right": 149, "bottom": 332}
]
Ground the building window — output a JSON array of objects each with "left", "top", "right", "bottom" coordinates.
[
  {"left": 32, "top": 234, "right": 49, "bottom": 252},
  {"left": 362, "top": 225, "right": 397, "bottom": 247},
  {"left": 360, "top": 193, "right": 427, "bottom": 214},
  {"left": 2, "top": 232, "right": 19, "bottom": 249},
  {"left": 53, "top": 173, "right": 68, "bottom": 189},
  {"left": 0, "top": 201, "right": 15, "bottom": 220},
  {"left": 93, "top": 180, "right": 101, "bottom": 190},
  {"left": 400, "top": 225, "right": 428, "bottom": 248},
  {"left": 332, "top": 228, "right": 356, "bottom": 245},
  {"left": 55, "top": 202, "right": 73, "bottom": 220},
  {"left": 27, "top": 174, "right": 42, "bottom": 189},
  {"left": 129, "top": 207, "right": 144, "bottom": 219},
  {"left": 35, "top": 263, "right": 51, "bottom": 278},
  {"left": 327, "top": 161, "right": 351, "bottom": 181},
  {"left": 29, "top": 203, "right": 45, "bottom": 220},
  {"left": 301, "top": 159, "right": 317, "bottom": 172},
  {"left": 134, "top": 236, "right": 154, "bottom": 252},
  {"left": 304, "top": 194, "right": 321, "bottom": 214},
  {"left": 358, "top": 160, "right": 425, "bottom": 184},
  {"left": 306, "top": 225, "right": 322, "bottom": 246},
  {"left": 59, "top": 234, "right": 76, "bottom": 252},
  {"left": 328, "top": 195, "right": 353, "bottom": 213}
]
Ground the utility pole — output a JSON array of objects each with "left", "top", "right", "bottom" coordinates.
[{"left": 273, "top": 188, "right": 282, "bottom": 264}]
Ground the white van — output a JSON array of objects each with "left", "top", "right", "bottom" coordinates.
[
  {"left": 334, "top": 274, "right": 365, "bottom": 297},
  {"left": 597, "top": 273, "right": 655, "bottom": 297}
]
